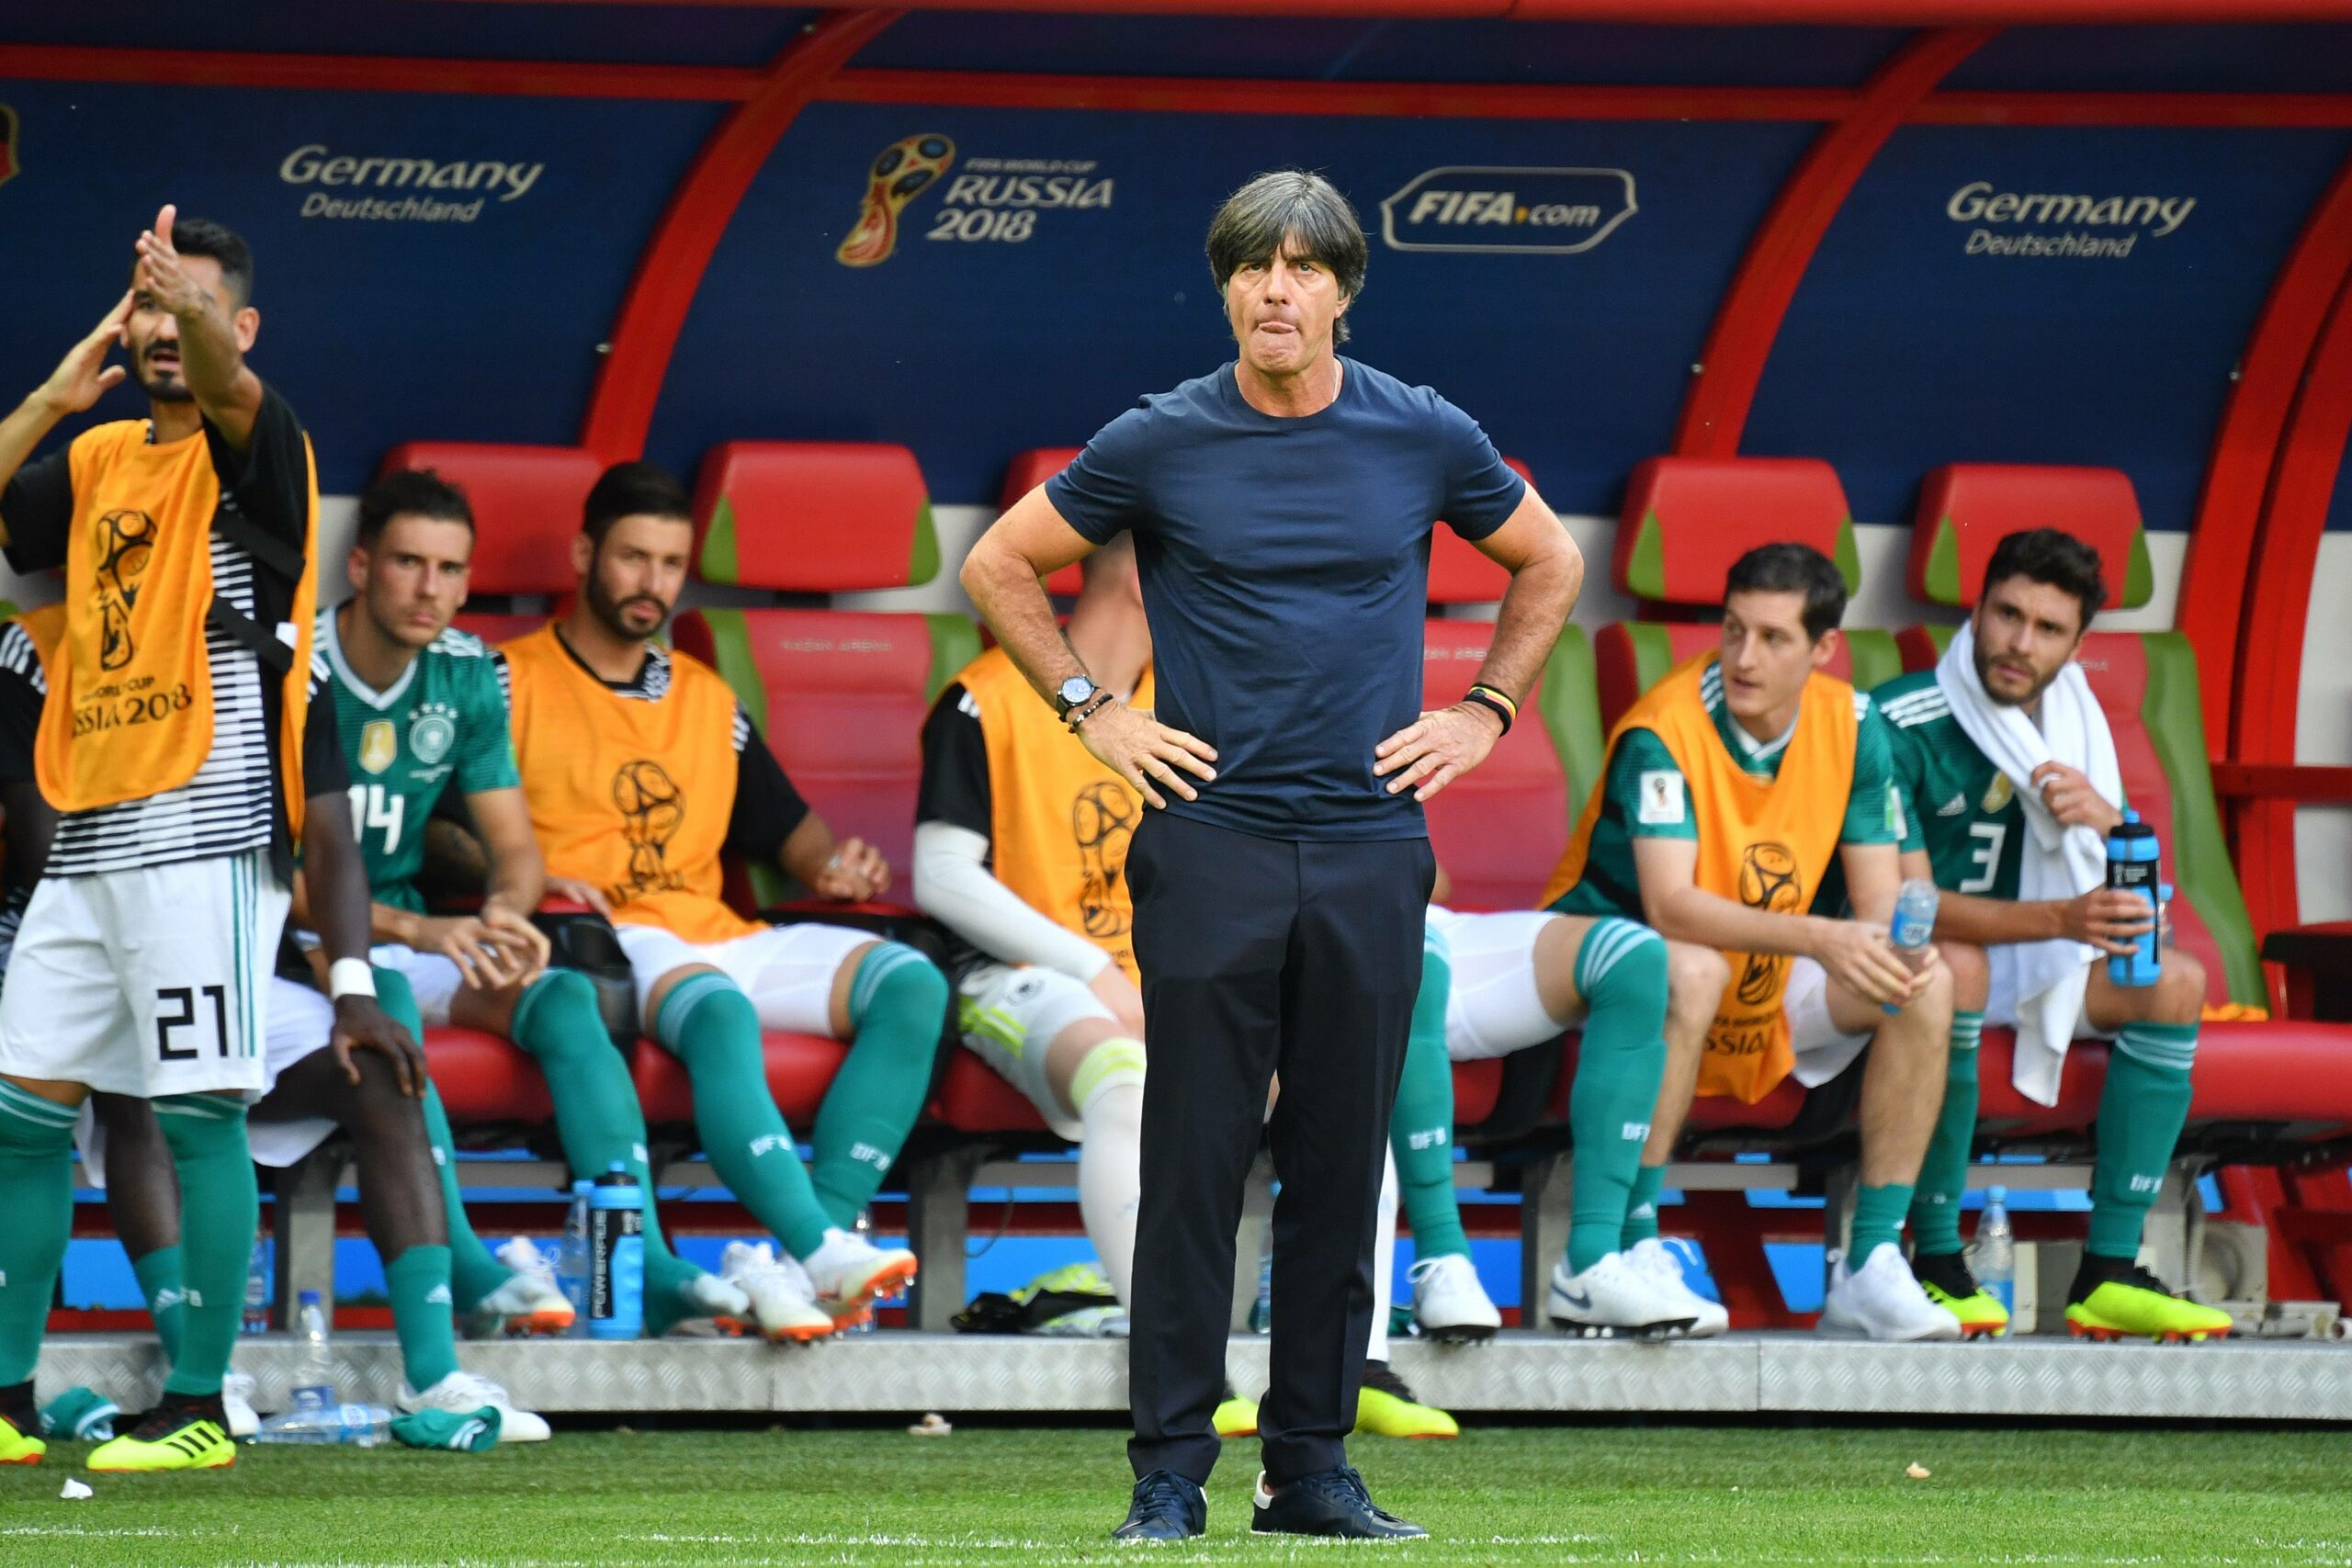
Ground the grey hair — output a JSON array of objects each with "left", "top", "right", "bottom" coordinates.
[{"left": 1205, "top": 170, "right": 1367, "bottom": 343}]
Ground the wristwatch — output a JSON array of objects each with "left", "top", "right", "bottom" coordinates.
[{"left": 1053, "top": 674, "right": 1100, "bottom": 718}]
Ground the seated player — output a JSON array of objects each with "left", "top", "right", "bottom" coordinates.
[
  {"left": 1880, "top": 528, "right": 2230, "bottom": 1342},
  {"left": 0, "top": 604, "right": 547, "bottom": 1446},
  {"left": 310, "top": 467, "right": 746, "bottom": 1338},
  {"left": 1541, "top": 543, "right": 1959, "bottom": 1341},
  {"left": 497, "top": 461, "right": 948, "bottom": 1340},
  {"left": 1396, "top": 895, "right": 1729, "bottom": 1339}
]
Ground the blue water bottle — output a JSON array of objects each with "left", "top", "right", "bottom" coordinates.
[
  {"left": 1884, "top": 877, "right": 1941, "bottom": 1016},
  {"left": 586, "top": 1161, "right": 645, "bottom": 1340},
  {"left": 2105, "top": 810, "right": 2162, "bottom": 987}
]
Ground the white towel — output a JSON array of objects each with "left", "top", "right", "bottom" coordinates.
[{"left": 1934, "top": 620, "right": 2123, "bottom": 1106}]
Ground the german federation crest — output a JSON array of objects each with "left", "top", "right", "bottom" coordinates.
[{"left": 410, "top": 704, "right": 456, "bottom": 765}]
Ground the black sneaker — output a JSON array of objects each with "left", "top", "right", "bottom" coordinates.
[
  {"left": 1112, "top": 1469, "right": 1207, "bottom": 1543},
  {"left": 1252, "top": 1465, "right": 1427, "bottom": 1540}
]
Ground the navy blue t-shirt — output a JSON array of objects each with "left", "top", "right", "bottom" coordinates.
[{"left": 1046, "top": 357, "right": 1525, "bottom": 841}]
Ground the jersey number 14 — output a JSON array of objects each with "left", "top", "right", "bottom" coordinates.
[{"left": 348, "top": 783, "right": 407, "bottom": 857}]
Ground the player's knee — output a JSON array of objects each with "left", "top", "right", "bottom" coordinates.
[
  {"left": 1070, "top": 1034, "right": 1148, "bottom": 1111},
  {"left": 1580, "top": 919, "right": 1669, "bottom": 1037},
  {"left": 516, "top": 968, "right": 605, "bottom": 1060},
  {"left": 1665, "top": 942, "right": 1729, "bottom": 1036},
  {"left": 1939, "top": 941, "right": 1990, "bottom": 1012},
  {"left": 2154, "top": 951, "right": 2208, "bottom": 1025},
  {"left": 1908, "top": 954, "right": 1955, "bottom": 1034},
  {"left": 849, "top": 942, "right": 950, "bottom": 1058}
]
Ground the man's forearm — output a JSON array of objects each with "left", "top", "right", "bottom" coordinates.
[
  {"left": 962, "top": 541, "right": 1088, "bottom": 706},
  {"left": 371, "top": 900, "right": 424, "bottom": 949},
  {"left": 303, "top": 799, "right": 376, "bottom": 964},
  {"left": 0, "top": 392, "right": 63, "bottom": 505},
  {"left": 1647, "top": 883, "right": 1828, "bottom": 960},
  {"left": 1473, "top": 543, "right": 1581, "bottom": 700},
  {"left": 172, "top": 295, "right": 246, "bottom": 414},
  {"left": 482, "top": 862, "right": 546, "bottom": 920},
  {"left": 1934, "top": 887, "right": 2064, "bottom": 946}
]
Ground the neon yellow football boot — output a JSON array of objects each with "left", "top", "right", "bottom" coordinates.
[
  {"left": 0, "top": 1412, "right": 44, "bottom": 1465},
  {"left": 87, "top": 1403, "right": 236, "bottom": 1472},
  {"left": 2064, "top": 1259, "right": 2233, "bottom": 1344},
  {"left": 1913, "top": 1251, "right": 2010, "bottom": 1339},
  {"left": 1355, "top": 1360, "right": 1458, "bottom": 1439},
  {"left": 1214, "top": 1382, "right": 1260, "bottom": 1438}
]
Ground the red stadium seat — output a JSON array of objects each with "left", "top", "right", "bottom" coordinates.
[
  {"left": 694, "top": 441, "right": 939, "bottom": 593},
  {"left": 1906, "top": 464, "right": 2154, "bottom": 612},
  {"left": 1001, "top": 447, "right": 1086, "bottom": 595},
  {"left": 377, "top": 443, "right": 600, "bottom": 596},
  {"left": 1614, "top": 457, "right": 1857, "bottom": 609},
  {"left": 629, "top": 1033, "right": 847, "bottom": 1128},
  {"left": 1420, "top": 618, "right": 1575, "bottom": 912},
  {"left": 1595, "top": 622, "right": 1905, "bottom": 733},
  {"left": 1428, "top": 457, "right": 1536, "bottom": 605},
  {"left": 422, "top": 1028, "right": 555, "bottom": 1123}
]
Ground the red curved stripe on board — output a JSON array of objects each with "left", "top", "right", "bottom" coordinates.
[
  {"left": 580, "top": 10, "right": 902, "bottom": 463},
  {"left": 2230, "top": 269, "right": 2352, "bottom": 934},
  {"left": 1672, "top": 28, "right": 1995, "bottom": 458},
  {"left": 2179, "top": 155, "right": 2352, "bottom": 754}
]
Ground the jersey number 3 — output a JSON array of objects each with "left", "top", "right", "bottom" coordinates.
[
  {"left": 1962, "top": 822, "right": 2007, "bottom": 894},
  {"left": 349, "top": 783, "right": 407, "bottom": 857}
]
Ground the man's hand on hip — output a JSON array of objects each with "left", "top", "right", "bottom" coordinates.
[
  {"left": 1079, "top": 705, "right": 1217, "bottom": 809},
  {"left": 1374, "top": 702, "right": 1501, "bottom": 803}
]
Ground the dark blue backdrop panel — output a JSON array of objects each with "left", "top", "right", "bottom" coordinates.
[
  {"left": 852, "top": 18, "right": 1907, "bottom": 87},
  {"left": 0, "top": 2, "right": 815, "bottom": 67},
  {"left": 1944, "top": 25, "right": 2352, "bottom": 96},
  {"left": 0, "top": 82, "right": 718, "bottom": 491},
  {"left": 1744, "top": 125, "right": 2352, "bottom": 532},
  {"left": 650, "top": 104, "right": 1814, "bottom": 512}
]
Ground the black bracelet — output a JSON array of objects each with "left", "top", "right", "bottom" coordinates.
[
  {"left": 1460, "top": 688, "right": 1514, "bottom": 736},
  {"left": 1067, "top": 690, "right": 1117, "bottom": 731}
]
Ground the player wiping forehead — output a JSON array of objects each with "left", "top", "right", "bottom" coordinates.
[
  {"left": 496, "top": 461, "right": 950, "bottom": 1340},
  {"left": 0, "top": 208, "right": 409, "bottom": 1471},
  {"left": 309, "top": 467, "right": 748, "bottom": 1339},
  {"left": 1880, "top": 527, "right": 2230, "bottom": 1343}
]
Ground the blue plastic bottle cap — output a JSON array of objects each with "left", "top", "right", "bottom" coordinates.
[
  {"left": 299, "top": 1290, "right": 321, "bottom": 1305},
  {"left": 2123, "top": 809, "right": 2139, "bottom": 823},
  {"left": 1988, "top": 1185, "right": 2006, "bottom": 1203}
]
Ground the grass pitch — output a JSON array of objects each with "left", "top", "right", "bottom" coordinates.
[{"left": 2, "top": 1421, "right": 2346, "bottom": 1566}]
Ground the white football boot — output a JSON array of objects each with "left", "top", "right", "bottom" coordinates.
[
  {"left": 800, "top": 1227, "right": 920, "bottom": 1324},
  {"left": 1408, "top": 1254, "right": 1502, "bottom": 1344},
  {"left": 400, "top": 1369, "right": 552, "bottom": 1443},
  {"left": 1818, "top": 1244, "right": 1964, "bottom": 1342},
  {"left": 719, "top": 1241, "right": 838, "bottom": 1342},
  {"left": 1624, "top": 1237, "right": 1731, "bottom": 1338},
  {"left": 1545, "top": 1251, "right": 1700, "bottom": 1339},
  {"left": 465, "top": 1238, "right": 576, "bottom": 1338}
]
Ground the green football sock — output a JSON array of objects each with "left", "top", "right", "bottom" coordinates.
[
  {"left": 131, "top": 1246, "right": 187, "bottom": 1363},
  {"left": 2087, "top": 1022, "right": 2199, "bottom": 1260},
  {"left": 0, "top": 1082, "right": 77, "bottom": 1386},
  {"left": 1389, "top": 931, "right": 1470, "bottom": 1262},
  {"left": 810, "top": 943, "right": 945, "bottom": 1228},
  {"left": 658, "top": 975, "right": 831, "bottom": 1261},
  {"left": 1566, "top": 920, "right": 1671, "bottom": 1273},
  {"left": 1849, "top": 1182, "right": 1914, "bottom": 1265},
  {"left": 152, "top": 1094, "right": 258, "bottom": 1397},
  {"left": 386, "top": 1245, "right": 460, "bottom": 1392},
  {"left": 511, "top": 970, "right": 717, "bottom": 1336},
  {"left": 1908, "top": 1010, "right": 1984, "bottom": 1258},
  {"left": 1623, "top": 1164, "right": 1667, "bottom": 1249}
]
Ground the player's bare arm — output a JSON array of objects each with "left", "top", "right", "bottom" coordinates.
[
  {"left": 1632, "top": 835, "right": 1917, "bottom": 1007},
  {"left": 132, "top": 205, "right": 266, "bottom": 447},
  {"left": 962, "top": 487, "right": 1216, "bottom": 809},
  {"left": 1904, "top": 845, "right": 2149, "bottom": 955},
  {"left": 782, "top": 810, "right": 888, "bottom": 902},
  {"left": 1375, "top": 487, "right": 1581, "bottom": 804},
  {"left": 0, "top": 291, "right": 135, "bottom": 547},
  {"left": 302, "top": 786, "right": 427, "bottom": 1097}
]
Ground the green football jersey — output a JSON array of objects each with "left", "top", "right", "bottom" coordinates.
[
  {"left": 317, "top": 607, "right": 521, "bottom": 912},
  {"left": 1550, "top": 661, "right": 1901, "bottom": 919}
]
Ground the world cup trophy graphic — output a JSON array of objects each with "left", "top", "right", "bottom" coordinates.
[
  {"left": 835, "top": 134, "right": 956, "bottom": 267},
  {"left": 1735, "top": 841, "right": 1804, "bottom": 1005},
  {"left": 613, "top": 760, "right": 687, "bottom": 897},
  {"left": 1072, "top": 781, "right": 1139, "bottom": 940},
  {"left": 94, "top": 509, "right": 157, "bottom": 671}
]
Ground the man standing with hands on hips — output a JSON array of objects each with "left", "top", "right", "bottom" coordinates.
[{"left": 962, "top": 170, "right": 1580, "bottom": 1542}]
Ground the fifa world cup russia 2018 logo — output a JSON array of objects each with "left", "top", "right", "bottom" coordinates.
[
  {"left": 835, "top": 134, "right": 955, "bottom": 267},
  {"left": 1735, "top": 841, "right": 1804, "bottom": 1005},
  {"left": 94, "top": 509, "right": 158, "bottom": 671},
  {"left": 613, "top": 759, "right": 687, "bottom": 899}
]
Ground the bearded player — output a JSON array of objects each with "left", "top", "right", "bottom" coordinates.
[
  {"left": 498, "top": 461, "right": 948, "bottom": 1339},
  {"left": 1878, "top": 528, "right": 2230, "bottom": 1343},
  {"left": 1541, "top": 543, "right": 1958, "bottom": 1341},
  {"left": 0, "top": 209, "right": 411, "bottom": 1469}
]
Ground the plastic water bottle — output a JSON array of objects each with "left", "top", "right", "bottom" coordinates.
[
  {"left": 2105, "top": 810, "right": 2162, "bottom": 987},
  {"left": 1884, "top": 877, "right": 1941, "bottom": 1016},
  {"left": 243, "top": 1237, "right": 271, "bottom": 1336},
  {"left": 1969, "top": 1184, "right": 2016, "bottom": 1320},
  {"left": 586, "top": 1162, "right": 644, "bottom": 1341},
  {"left": 254, "top": 1401, "right": 391, "bottom": 1447},
  {"left": 556, "top": 1179, "right": 592, "bottom": 1332},
  {"left": 290, "top": 1291, "right": 335, "bottom": 1412}
]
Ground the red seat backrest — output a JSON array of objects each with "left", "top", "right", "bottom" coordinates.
[
  {"left": 1615, "top": 457, "right": 1857, "bottom": 607},
  {"left": 378, "top": 443, "right": 601, "bottom": 597},
  {"left": 1908, "top": 465, "right": 2153, "bottom": 611},
  {"left": 694, "top": 442, "right": 937, "bottom": 592},
  {"left": 1420, "top": 619, "right": 1568, "bottom": 911}
]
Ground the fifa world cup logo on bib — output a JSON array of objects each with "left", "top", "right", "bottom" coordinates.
[
  {"left": 1735, "top": 841, "right": 1804, "bottom": 1005},
  {"left": 613, "top": 760, "right": 687, "bottom": 898},
  {"left": 93, "top": 509, "right": 158, "bottom": 671},
  {"left": 1072, "top": 781, "right": 1137, "bottom": 940},
  {"left": 835, "top": 134, "right": 956, "bottom": 267}
]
